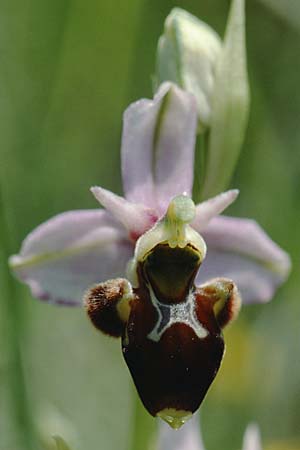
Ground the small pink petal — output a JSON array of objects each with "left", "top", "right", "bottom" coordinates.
[
  {"left": 10, "top": 210, "right": 133, "bottom": 306},
  {"left": 91, "top": 186, "right": 157, "bottom": 239},
  {"left": 197, "top": 215, "right": 291, "bottom": 303},
  {"left": 121, "top": 82, "right": 197, "bottom": 214},
  {"left": 193, "top": 189, "right": 239, "bottom": 231}
]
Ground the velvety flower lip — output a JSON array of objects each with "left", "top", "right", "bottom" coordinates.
[
  {"left": 158, "top": 413, "right": 262, "bottom": 450},
  {"left": 9, "top": 82, "right": 290, "bottom": 307}
]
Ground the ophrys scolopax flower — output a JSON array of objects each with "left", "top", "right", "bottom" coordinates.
[{"left": 10, "top": 83, "right": 290, "bottom": 427}]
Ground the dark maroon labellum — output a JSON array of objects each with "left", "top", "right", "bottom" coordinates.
[{"left": 122, "top": 246, "right": 225, "bottom": 420}]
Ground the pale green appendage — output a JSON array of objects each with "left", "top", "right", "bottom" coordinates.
[
  {"left": 164, "top": 195, "right": 196, "bottom": 248},
  {"left": 0, "top": 185, "right": 39, "bottom": 450},
  {"left": 157, "top": 408, "right": 192, "bottom": 430}
]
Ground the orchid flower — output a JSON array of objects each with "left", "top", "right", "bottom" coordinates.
[
  {"left": 158, "top": 413, "right": 262, "bottom": 450},
  {"left": 10, "top": 82, "right": 290, "bottom": 427}
]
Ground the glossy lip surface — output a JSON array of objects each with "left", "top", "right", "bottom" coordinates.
[{"left": 142, "top": 242, "right": 202, "bottom": 304}]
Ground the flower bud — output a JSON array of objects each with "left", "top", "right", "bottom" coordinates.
[
  {"left": 156, "top": 1, "right": 250, "bottom": 198},
  {"left": 155, "top": 8, "right": 222, "bottom": 132}
]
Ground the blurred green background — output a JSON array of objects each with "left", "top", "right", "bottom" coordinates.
[{"left": 0, "top": 1, "right": 299, "bottom": 449}]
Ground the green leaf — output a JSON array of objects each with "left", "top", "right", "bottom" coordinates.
[{"left": 201, "top": 0, "right": 250, "bottom": 199}]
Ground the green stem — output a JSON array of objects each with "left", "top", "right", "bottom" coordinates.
[{"left": 0, "top": 185, "right": 38, "bottom": 450}]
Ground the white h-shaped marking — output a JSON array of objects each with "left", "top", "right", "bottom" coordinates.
[{"left": 147, "top": 285, "right": 208, "bottom": 342}]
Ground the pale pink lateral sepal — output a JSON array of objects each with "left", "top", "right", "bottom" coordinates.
[
  {"left": 121, "top": 82, "right": 197, "bottom": 213},
  {"left": 198, "top": 215, "right": 291, "bottom": 303},
  {"left": 9, "top": 210, "right": 133, "bottom": 306}
]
